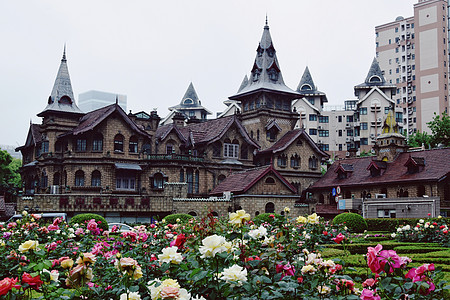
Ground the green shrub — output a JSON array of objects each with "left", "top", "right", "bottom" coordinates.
[
  {"left": 393, "top": 245, "right": 448, "bottom": 254},
  {"left": 163, "top": 213, "right": 194, "bottom": 224},
  {"left": 253, "top": 213, "right": 283, "bottom": 225},
  {"left": 366, "top": 217, "right": 450, "bottom": 232},
  {"left": 332, "top": 212, "right": 367, "bottom": 233},
  {"left": 69, "top": 213, "right": 108, "bottom": 231}
]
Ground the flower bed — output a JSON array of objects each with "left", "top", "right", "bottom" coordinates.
[{"left": 0, "top": 210, "right": 448, "bottom": 299}]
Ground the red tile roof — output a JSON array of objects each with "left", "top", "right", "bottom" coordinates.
[
  {"left": 210, "top": 165, "right": 296, "bottom": 195},
  {"left": 310, "top": 148, "right": 450, "bottom": 190},
  {"left": 258, "top": 129, "right": 329, "bottom": 158},
  {"left": 167, "top": 115, "right": 259, "bottom": 148},
  {"left": 61, "top": 104, "right": 151, "bottom": 138}
]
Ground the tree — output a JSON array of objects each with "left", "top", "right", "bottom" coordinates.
[
  {"left": 427, "top": 111, "right": 450, "bottom": 147},
  {"left": 407, "top": 131, "right": 433, "bottom": 148},
  {"left": 0, "top": 149, "right": 22, "bottom": 201}
]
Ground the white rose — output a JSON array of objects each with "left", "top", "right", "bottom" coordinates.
[{"left": 219, "top": 264, "right": 247, "bottom": 286}]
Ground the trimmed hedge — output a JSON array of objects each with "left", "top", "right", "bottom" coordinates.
[
  {"left": 325, "top": 242, "right": 440, "bottom": 255},
  {"left": 393, "top": 245, "right": 448, "bottom": 254},
  {"left": 332, "top": 213, "right": 367, "bottom": 233},
  {"left": 163, "top": 213, "right": 194, "bottom": 224},
  {"left": 366, "top": 217, "right": 450, "bottom": 232},
  {"left": 69, "top": 213, "right": 108, "bottom": 231}
]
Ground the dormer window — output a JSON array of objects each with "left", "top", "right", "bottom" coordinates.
[
  {"left": 301, "top": 84, "right": 312, "bottom": 91},
  {"left": 268, "top": 68, "right": 278, "bottom": 81},
  {"left": 257, "top": 45, "right": 263, "bottom": 57},
  {"left": 253, "top": 69, "right": 261, "bottom": 82},
  {"left": 404, "top": 156, "right": 425, "bottom": 174},
  {"left": 336, "top": 163, "right": 353, "bottom": 178},
  {"left": 59, "top": 95, "right": 72, "bottom": 105},
  {"left": 267, "top": 44, "right": 275, "bottom": 57},
  {"left": 368, "top": 75, "right": 382, "bottom": 83},
  {"left": 367, "top": 160, "right": 386, "bottom": 177},
  {"left": 183, "top": 98, "right": 193, "bottom": 105}
]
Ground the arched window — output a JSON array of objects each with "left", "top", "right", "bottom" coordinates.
[
  {"left": 194, "top": 170, "right": 199, "bottom": 194},
  {"left": 153, "top": 173, "right": 165, "bottom": 189},
  {"left": 114, "top": 134, "right": 124, "bottom": 152},
  {"left": 91, "top": 170, "right": 101, "bottom": 187},
  {"left": 277, "top": 154, "right": 287, "bottom": 167},
  {"left": 188, "top": 211, "right": 197, "bottom": 216},
  {"left": 265, "top": 177, "right": 275, "bottom": 184},
  {"left": 53, "top": 172, "right": 60, "bottom": 186},
  {"left": 75, "top": 170, "right": 85, "bottom": 187},
  {"left": 59, "top": 95, "right": 72, "bottom": 105},
  {"left": 290, "top": 154, "right": 300, "bottom": 168},
  {"left": 257, "top": 130, "right": 260, "bottom": 141},
  {"left": 265, "top": 202, "right": 275, "bottom": 213},
  {"left": 41, "top": 171, "right": 48, "bottom": 188},
  {"left": 142, "top": 140, "right": 151, "bottom": 155},
  {"left": 309, "top": 156, "right": 318, "bottom": 170},
  {"left": 179, "top": 169, "right": 184, "bottom": 182},
  {"left": 129, "top": 136, "right": 138, "bottom": 153},
  {"left": 417, "top": 185, "right": 426, "bottom": 197},
  {"left": 187, "top": 169, "right": 193, "bottom": 194},
  {"left": 92, "top": 133, "right": 103, "bottom": 152}
]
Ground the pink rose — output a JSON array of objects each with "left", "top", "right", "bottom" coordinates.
[
  {"left": 161, "top": 286, "right": 180, "bottom": 299},
  {"left": 366, "top": 244, "right": 383, "bottom": 274},
  {"left": 378, "top": 249, "right": 401, "bottom": 273},
  {"left": 360, "top": 288, "right": 381, "bottom": 300}
]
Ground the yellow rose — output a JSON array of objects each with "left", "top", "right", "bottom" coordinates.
[
  {"left": 61, "top": 258, "right": 74, "bottom": 269},
  {"left": 307, "top": 213, "right": 320, "bottom": 224},
  {"left": 18, "top": 240, "right": 39, "bottom": 253},
  {"left": 76, "top": 252, "right": 97, "bottom": 265},
  {"left": 132, "top": 266, "right": 143, "bottom": 280},
  {"left": 296, "top": 216, "right": 307, "bottom": 224},
  {"left": 284, "top": 207, "right": 290, "bottom": 214},
  {"left": 229, "top": 210, "right": 251, "bottom": 226}
]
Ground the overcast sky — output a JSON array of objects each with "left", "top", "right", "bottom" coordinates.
[{"left": 0, "top": 0, "right": 418, "bottom": 147}]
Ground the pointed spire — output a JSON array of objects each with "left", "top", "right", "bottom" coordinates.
[
  {"left": 364, "top": 57, "right": 386, "bottom": 85},
  {"left": 229, "top": 19, "right": 299, "bottom": 99},
  {"left": 297, "top": 66, "right": 316, "bottom": 92},
  {"left": 38, "top": 46, "right": 83, "bottom": 117},
  {"left": 181, "top": 82, "right": 200, "bottom": 106},
  {"left": 237, "top": 75, "right": 249, "bottom": 93},
  {"left": 62, "top": 43, "right": 66, "bottom": 61}
]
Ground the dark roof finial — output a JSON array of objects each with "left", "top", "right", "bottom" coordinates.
[
  {"left": 265, "top": 14, "right": 269, "bottom": 29},
  {"left": 115, "top": 95, "right": 119, "bottom": 105},
  {"left": 62, "top": 43, "right": 66, "bottom": 61}
]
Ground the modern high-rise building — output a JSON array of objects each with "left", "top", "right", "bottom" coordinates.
[
  {"left": 375, "top": 0, "right": 450, "bottom": 136},
  {"left": 78, "top": 90, "right": 127, "bottom": 113}
]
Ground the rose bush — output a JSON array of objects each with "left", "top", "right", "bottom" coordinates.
[{"left": 0, "top": 210, "right": 447, "bottom": 299}]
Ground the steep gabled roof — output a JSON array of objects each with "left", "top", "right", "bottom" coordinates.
[
  {"left": 237, "top": 75, "right": 249, "bottom": 93},
  {"left": 16, "top": 124, "right": 42, "bottom": 151},
  {"left": 404, "top": 156, "right": 425, "bottom": 167},
  {"left": 38, "top": 47, "right": 83, "bottom": 117},
  {"left": 258, "top": 129, "right": 329, "bottom": 158},
  {"left": 309, "top": 148, "right": 450, "bottom": 189},
  {"left": 355, "top": 58, "right": 396, "bottom": 89},
  {"left": 168, "top": 82, "right": 212, "bottom": 114},
  {"left": 296, "top": 66, "right": 327, "bottom": 101},
  {"left": 367, "top": 160, "right": 387, "bottom": 171},
  {"left": 357, "top": 86, "right": 395, "bottom": 105},
  {"left": 177, "top": 115, "right": 259, "bottom": 148},
  {"left": 210, "top": 165, "right": 296, "bottom": 195},
  {"left": 229, "top": 20, "right": 300, "bottom": 100},
  {"left": 155, "top": 123, "right": 187, "bottom": 143},
  {"left": 336, "top": 163, "right": 354, "bottom": 173},
  {"left": 60, "top": 104, "right": 151, "bottom": 138}
]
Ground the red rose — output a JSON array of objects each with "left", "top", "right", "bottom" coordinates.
[
  {"left": 0, "top": 277, "right": 18, "bottom": 296},
  {"left": 323, "top": 231, "right": 328, "bottom": 236},
  {"left": 21, "top": 272, "right": 43, "bottom": 290}
]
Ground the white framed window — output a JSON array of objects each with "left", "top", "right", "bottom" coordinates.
[
  {"left": 116, "top": 176, "right": 135, "bottom": 191},
  {"left": 224, "top": 143, "right": 239, "bottom": 158}
]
